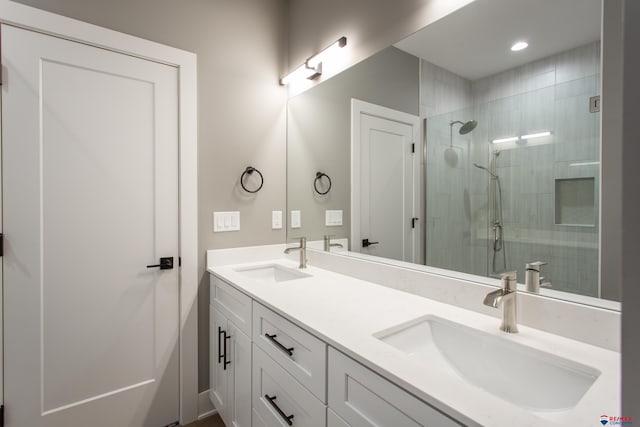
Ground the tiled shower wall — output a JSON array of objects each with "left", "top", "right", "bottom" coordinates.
[{"left": 424, "top": 42, "right": 601, "bottom": 297}]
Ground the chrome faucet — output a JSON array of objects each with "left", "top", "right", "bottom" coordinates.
[
  {"left": 525, "top": 261, "right": 552, "bottom": 293},
  {"left": 323, "top": 235, "right": 344, "bottom": 252},
  {"left": 484, "top": 271, "right": 519, "bottom": 333},
  {"left": 284, "top": 237, "right": 307, "bottom": 269}
]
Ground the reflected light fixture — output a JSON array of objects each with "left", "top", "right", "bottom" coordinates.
[
  {"left": 511, "top": 41, "right": 528, "bottom": 51},
  {"left": 521, "top": 131, "right": 552, "bottom": 140},
  {"left": 492, "top": 136, "right": 519, "bottom": 144},
  {"left": 280, "top": 36, "right": 347, "bottom": 85}
]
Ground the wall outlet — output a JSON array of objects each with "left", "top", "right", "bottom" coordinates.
[
  {"left": 290, "top": 210, "right": 301, "bottom": 229},
  {"left": 272, "top": 211, "right": 283, "bottom": 229},
  {"left": 213, "top": 211, "right": 240, "bottom": 232},
  {"left": 325, "top": 210, "right": 343, "bottom": 226}
]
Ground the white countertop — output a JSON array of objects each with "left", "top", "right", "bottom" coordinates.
[{"left": 207, "top": 255, "right": 620, "bottom": 427}]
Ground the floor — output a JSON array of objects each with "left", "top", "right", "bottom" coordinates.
[{"left": 183, "top": 413, "right": 225, "bottom": 427}]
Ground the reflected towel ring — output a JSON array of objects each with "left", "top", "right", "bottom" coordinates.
[
  {"left": 314, "top": 172, "right": 332, "bottom": 195},
  {"left": 241, "top": 166, "right": 264, "bottom": 193}
]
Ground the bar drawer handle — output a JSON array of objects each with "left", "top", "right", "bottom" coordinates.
[
  {"left": 264, "top": 395, "right": 294, "bottom": 426},
  {"left": 265, "top": 333, "right": 294, "bottom": 356}
]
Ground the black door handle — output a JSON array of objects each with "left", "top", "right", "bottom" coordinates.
[
  {"left": 223, "top": 331, "right": 231, "bottom": 370},
  {"left": 362, "top": 239, "right": 379, "bottom": 248},
  {"left": 217, "top": 327, "right": 225, "bottom": 364},
  {"left": 146, "top": 257, "right": 174, "bottom": 270}
]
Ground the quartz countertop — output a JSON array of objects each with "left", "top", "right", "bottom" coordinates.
[{"left": 207, "top": 254, "right": 620, "bottom": 427}]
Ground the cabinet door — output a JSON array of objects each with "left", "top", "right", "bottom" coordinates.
[
  {"left": 210, "top": 306, "right": 229, "bottom": 424},
  {"left": 228, "top": 322, "right": 252, "bottom": 427},
  {"left": 328, "top": 348, "right": 460, "bottom": 427}
]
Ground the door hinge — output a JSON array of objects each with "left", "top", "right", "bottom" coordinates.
[
  {"left": 0, "top": 233, "right": 3, "bottom": 256},
  {"left": 411, "top": 217, "right": 419, "bottom": 229},
  {"left": 411, "top": 143, "right": 415, "bottom": 153},
  {"left": 1, "top": 404, "right": 5, "bottom": 427}
]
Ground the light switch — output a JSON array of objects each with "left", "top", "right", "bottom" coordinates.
[
  {"left": 291, "top": 210, "right": 301, "bottom": 229},
  {"left": 272, "top": 211, "right": 283, "bottom": 229},
  {"left": 325, "top": 210, "right": 343, "bottom": 226},
  {"left": 213, "top": 211, "right": 240, "bottom": 232}
]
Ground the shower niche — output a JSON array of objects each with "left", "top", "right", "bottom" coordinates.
[{"left": 555, "top": 177, "right": 596, "bottom": 226}]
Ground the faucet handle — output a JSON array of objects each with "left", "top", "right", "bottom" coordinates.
[
  {"left": 490, "top": 270, "right": 517, "bottom": 280},
  {"left": 526, "top": 261, "right": 547, "bottom": 270}
]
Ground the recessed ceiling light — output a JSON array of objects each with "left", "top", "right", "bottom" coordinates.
[{"left": 511, "top": 41, "right": 529, "bottom": 51}]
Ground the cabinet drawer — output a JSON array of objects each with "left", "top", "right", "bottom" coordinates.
[
  {"left": 211, "top": 274, "right": 252, "bottom": 337},
  {"left": 328, "top": 348, "right": 460, "bottom": 427},
  {"left": 328, "top": 409, "right": 350, "bottom": 427},
  {"left": 253, "top": 302, "right": 327, "bottom": 402},
  {"left": 253, "top": 344, "right": 326, "bottom": 427}
]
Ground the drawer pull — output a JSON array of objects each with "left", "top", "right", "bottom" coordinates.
[
  {"left": 265, "top": 333, "right": 294, "bottom": 356},
  {"left": 264, "top": 394, "right": 294, "bottom": 426}
]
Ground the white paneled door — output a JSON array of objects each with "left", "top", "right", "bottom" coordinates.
[
  {"left": 2, "top": 25, "right": 180, "bottom": 427},
  {"left": 352, "top": 100, "right": 420, "bottom": 263}
]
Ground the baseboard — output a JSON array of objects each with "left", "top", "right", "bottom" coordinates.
[{"left": 198, "top": 390, "right": 217, "bottom": 420}]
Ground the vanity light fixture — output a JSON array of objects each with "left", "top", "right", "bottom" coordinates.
[
  {"left": 280, "top": 63, "right": 321, "bottom": 86},
  {"left": 511, "top": 41, "right": 528, "bottom": 51},
  {"left": 307, "top": 36, "right": 347, "bottom": 69},
  {"left": 521, "top": 131, "right": 552, "bottom": 140},
  {"left": 280, "top": 36, "right": 347, "bottom": 85},
  {"left": 492, "top": 136, "right": 519, "bottom": 144}
]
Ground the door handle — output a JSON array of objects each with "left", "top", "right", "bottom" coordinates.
[
  {"left": 217, "top": 327, "right": 225, "bottom": 364},
  {"left": 265, "top": 333, "right": 294, "bottom": 356},
  {"left": 146, "top": 257, "right": 174, "bottom": 270},
  {"left": 223, "top": 331, "right": 231, "bottom": 370},
  {"left": 362, "top": 239, "right": 379, "bottom": 248}
]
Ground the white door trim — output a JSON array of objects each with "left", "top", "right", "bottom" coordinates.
[
  {"left": 351, "top": 99, "right": 420, "bottom": 260},
  {"left": 0, "top": 2, "right": 199, "bottom": 424}
]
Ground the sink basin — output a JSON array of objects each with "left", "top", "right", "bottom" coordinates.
[
  {"left": 233, "top": 264, "right": 311, "bottom": 283},
  {"left": 375, "top": 316, "right": 600, "bottom": 412}
]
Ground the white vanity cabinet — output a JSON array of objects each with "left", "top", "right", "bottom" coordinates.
[
  {"left": 210, "top": 272, "right": 464, "bottom": 427},
  {"left": 210, "top": 275, "right": 253, "bottom": 427},
  {"left": 328, "top": 349, "right": 461, "bottom": 427}
]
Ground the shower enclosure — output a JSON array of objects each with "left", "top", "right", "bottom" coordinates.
[{"left": 424, "top": 70, "right": 600, "bottom": 297}]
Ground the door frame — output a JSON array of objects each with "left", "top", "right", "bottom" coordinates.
[
  {"left": 0, "top": 2, "right": 199, "bottom": 424},
  {"left": 351, "top": 98, "right": 421, "bottom": 262}
]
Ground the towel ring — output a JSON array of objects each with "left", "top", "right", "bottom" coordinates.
[
  {"left": 241, "top": 166, "right": 264, "bottom": 193},
  {"left": 314, "top": 172, "right": 332, "bottom": 195}
]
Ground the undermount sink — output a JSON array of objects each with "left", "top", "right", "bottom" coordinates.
[
  {"left": 233, "top": 264, "right": 311, "bottom": 283},
  {"left": 375, "top": 316, "right": 600, "bottom": 412}
]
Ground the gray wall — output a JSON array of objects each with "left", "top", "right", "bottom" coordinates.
[
  {"left": 622, "top": 0, "right": 640, "bottom": 418},
  {"left": 11, "top": 0, "right": 288, "bottom": 392},
  {"left": 287, "top": 46, "right": 419, "bottom": 243}
]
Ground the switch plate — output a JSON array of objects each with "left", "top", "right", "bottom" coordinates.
[
  {"left": 291, "top": 210, "right": 301, "bottom": 229},
  {"left": 213, "top": 211, "right": 240, "bottom": 232},
  {"left": 325, "top": 210, "right": 343, "bottom": 226},
  {"left": 272, "top": 211, "right": 283, "bottom": 229}
]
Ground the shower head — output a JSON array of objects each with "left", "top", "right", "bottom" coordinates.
[
  {"left": 473, "top": 163, "right": 498, "bottom": 178},
  {"left": 450, "top": 119, "right": 478, "bottom": 135}
]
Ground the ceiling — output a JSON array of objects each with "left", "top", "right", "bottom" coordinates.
[{"left": 394, "top": 0, "right": 601, "bottom": 81}]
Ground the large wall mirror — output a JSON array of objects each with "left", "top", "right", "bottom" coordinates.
[{"left": 287, "top": 0, "right": 618, "bottom": 308}]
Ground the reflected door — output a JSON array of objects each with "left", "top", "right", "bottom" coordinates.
[
  {"left": 2, "top": 25, "right": 179, "bottom": 427},
  {"left": 352, "top": 100, "right": 419, "bottom": 262}
]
